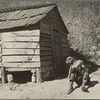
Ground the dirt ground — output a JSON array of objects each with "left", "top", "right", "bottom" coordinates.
[{"left": 0, "top": 68, "right": 100, "bottom": 99}]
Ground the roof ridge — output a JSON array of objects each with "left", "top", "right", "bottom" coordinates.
[{"left": 0, "top": 3, "right": 56, "bottom": 13}]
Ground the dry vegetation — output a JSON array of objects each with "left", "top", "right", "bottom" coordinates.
[
  {"left": 57, "top": 1, "right": 100, "bottom": 65},
  {"left": 0, "top": 1, "right": 100, "bottom": 65}
]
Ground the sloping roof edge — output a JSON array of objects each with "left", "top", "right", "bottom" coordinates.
[
  {"left": 0, "top": 3, "right": 69, "bottom": 34},
  {"left": 0, "top": 3, "right": 56, "bottom": 13},
  {"left": 0, "top": 4, "right": 56, "bottom": 30}
]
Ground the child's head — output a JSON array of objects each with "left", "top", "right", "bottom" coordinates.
[{"left": 66, "top": 56, "right": 74, "bottom": 64}]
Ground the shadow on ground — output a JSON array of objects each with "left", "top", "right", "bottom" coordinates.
[
  {"left": 67, "top": 80, "right": 99, "bottom": 94},
  {"left": 87, "top": 80, "right": 99, "bottom": 90},
  {"left": 56, "top": 48, "right": 100, "bottom": 80},
  {"left": 70, "top": 48, "right": 100, "bottom": 74}
]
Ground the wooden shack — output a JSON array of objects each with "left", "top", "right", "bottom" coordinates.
[{"left": 0, "top": 4, "right": 70, "bottom": 83}]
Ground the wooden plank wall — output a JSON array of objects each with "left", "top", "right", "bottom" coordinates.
[
  {"left": 40, "top": 7, "right": 70, "bottom": 75},
  {"left": 40, "top": 22, "right": 53, "bottom": 73},
  {"left": 60, "top": 31, "right": 70, "bottom": 60},
  {"left": 42, "top": 8, "right": 70, "bottom": 61},
  {"left": 1, "top": 30, "right": 41, "bottom": 69}
]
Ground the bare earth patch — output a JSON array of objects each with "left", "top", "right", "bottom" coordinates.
[{"left": 0, "top": 68, "right": 100, "bottom": 99}]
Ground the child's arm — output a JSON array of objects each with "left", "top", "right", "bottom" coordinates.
[{"left": 68, "top": 66, "right": 72, "bottom": 79}]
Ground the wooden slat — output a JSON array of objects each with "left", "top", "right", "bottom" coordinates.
[
  {"left": 47, "top": 20, "right": 64, "bottom": 33},
  {"left": 2, "top": 36, "right": 40, "bottom": 42},
  {"left": 61, "top": 34, "right": 67, "bottom": 39},
  {"left": 41, "top": 47, "right": 52, "bottom": 51},
  {"left": 61, "top": 32, "right": 67, "bottom": 37},
  {"left": 40, "top": 51, "right": 52, "bottom": 56},
  {"left": 0, "top": 41, "right": 1, "bottom": 45},
  {"left": 41, "top": 22, "right": 51, "bottom": 31},
  {"left": 41, "top": 60, "right": 52, "bottom": 66},
  {"left": 6, "top": 68, "right": 31, "bottom": 72},
  {"left": 40, "top": 22, "right": 51, "bottom": 35},
  {"left": 1, "top": 67, "right": 6, "bottom": 83},
  {"left": 47, "top": 14, "right": 61, "bottom": 26},
  {"left": 2, "top": 49, "right": 40, "bottom": 55},
  {"left": 0, "top": 46, "right": 1, "bottom": 53},
  {"left": 48, "top": 11, "right": 66, "bottom": 32},
  {"left": 36, "top": 68, "right": 42, "bottom": 83},
  {"left": 40, "top": 28, "right": 51, "bottom": 35},
  {"left": 41, "top": 65, "right": 53, "bottom": 72},
  {"left": 0, "top": 33, "right": 1, "bottom": 38},
  {"left": 61, "top": 42, "right": 68, "bottom": 46},
  {"left": 1, "top": 30, "right": 40, "bottom": 37},
  {"left": 62, "top": 49, "right": 70, "bottom": 52},
  {"left": 50, "top": 24, "right": 57, "bottom": 75},
  {"left": 0, "top": 63, "right": 2, "bottom": 67},
  {"left": 2, "top": 62, "right": 41, "bottom": 67},
  {"left": 0, "top": 68, "right": 2, "bottom": 78},
  {"left": 2, "top": 56, "right": 40, "bottom": 62},
  {"left": 40, "top": 42, "right": 52, "bottom": 47},
  {"left": 61, "top": 38, "right": 67, "bottom": 43},
  {"left": 2, "top": 42, "right": 40, "bottom": 49},
  {"left": 40, "top": 37, "right": 51, "bottom": 43},
  {"left": 63, "top": 53, "right": 70, "bottom": 57},
  {"left": 40, "top": 33, "right": 51, "bottom": 39},
  {"left": 61, "top": 43, "right": 68, "bottom": 48},
  {"left": 51, "top": 13, "right": 60, "bottom": 23},
  {"left": 62, "top": 51, "right": 68, "bottom": 55},
  {"left": 41, "top": 56, "right": 52, "bottom": 61},
  {"left": 51, "top": 15, "right": 61, "bottom": 26},
  {"left": 50, "top": 10, "right": 60, "bottom": 20},
  {"left": 62, "top": 47, "right": 69, "bottom": 50},
  {"left": 43, "top": 15, "right": 66, "bottom": 33}
]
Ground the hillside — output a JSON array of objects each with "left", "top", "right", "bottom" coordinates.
[{"left": 0, "top": 1, "right": 100, "bottom": 65}]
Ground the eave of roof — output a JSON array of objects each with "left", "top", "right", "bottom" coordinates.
[
  {"left": 0, "top": 4, "right": 55, "bottom": 30},
  {"left": 0, "top": 4, "right": 69, "bottom": 34}
]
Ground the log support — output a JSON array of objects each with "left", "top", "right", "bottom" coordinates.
[
  {"left": 36, "top": 68, "right": 42, "bottom": 83},
  {"left": 31, "top": 70, "right": 36, "bottom": 83},
  {"left": 1, "top": 67, "right": 6, "bottom": 84},
  {"left": 7, "top": 74, "right": 13, "bottom": 83}
]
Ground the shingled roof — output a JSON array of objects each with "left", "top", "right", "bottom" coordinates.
[{"left": 0, "top": 4, "right": 55, "bottom": 29}]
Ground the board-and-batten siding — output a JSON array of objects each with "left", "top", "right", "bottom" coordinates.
[
  {"left": 1, "top": 30, "right": 41, "bottom": 68},
  {"left": 40, "top": 22, "right": 53, "bottom": 73}
]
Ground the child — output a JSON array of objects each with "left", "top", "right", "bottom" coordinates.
[{"left": 66, "top": 56, "right": 90, "bottom": 94}]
